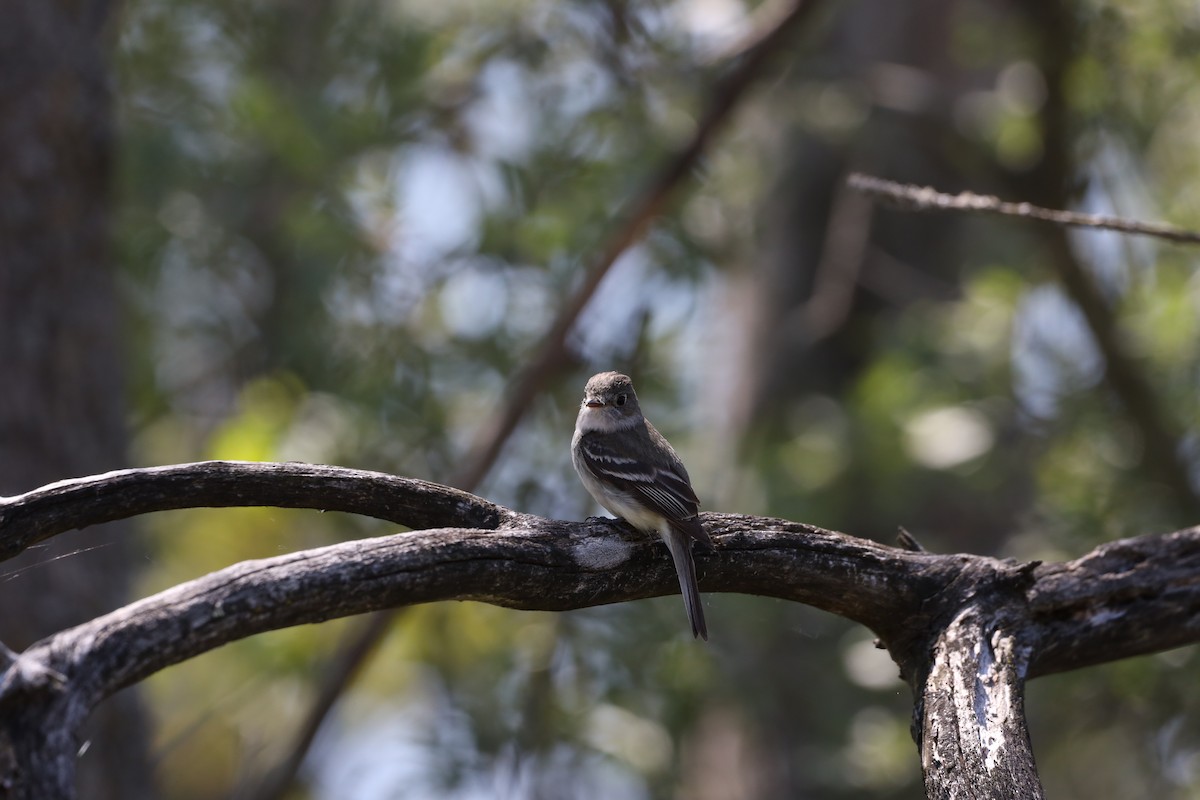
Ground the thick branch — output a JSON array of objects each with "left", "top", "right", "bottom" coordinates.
[
  {"left": 3, "top": 465, "right": 1200, "bottom": 799},
  {"left": 0, "top": 461, "right": 507, "bottom": 562},
  {"left": 21, "top": 514, "right": 932, "bottom": 707},
  {"left": 917, "top": 593, "right": 1043, "bottom": 799},
  {"left": 1028, "top": 527, "right": 1200, "bottom": 676},
  {"left": 2, "top": 465, "right": 1198, "bottom": 685}
]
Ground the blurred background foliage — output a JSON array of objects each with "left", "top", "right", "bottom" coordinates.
[{"left": 46, "top": 0, "right": 1200, "bottom": 795}]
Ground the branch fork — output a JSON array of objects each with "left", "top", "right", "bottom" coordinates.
[{"left": 1, "top": 461, "right": 1197, "bottom": 799}]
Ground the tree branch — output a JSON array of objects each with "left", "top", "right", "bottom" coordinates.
[
  {"left": 0, "top": 461, "right": 508, "bottom": 562},
  {"left": 1029, "top": 527, "right": 1200, "bottom": 676},
  {"left": 1, "top": 464, "right": 1197, "bottom": 682},
  {"left": 0, "top": 520, "right": 916, "bottom": 704},
  {"left": 845, "top": 173, "right": 1200, "bottom": 245},
  {"left": 3, "top": 464, "right": 1199, "bottom": 798},
  {"left": 917, "top": 593, "right": 1043, "bottom": 799}
]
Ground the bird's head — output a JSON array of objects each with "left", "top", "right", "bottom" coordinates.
[{"left": 577, "top": 371, "right": 642, "bottom": 430}]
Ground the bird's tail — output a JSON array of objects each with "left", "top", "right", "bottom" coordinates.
[{"left": 662, "top": 526, "right": 708, "bottom": 640}]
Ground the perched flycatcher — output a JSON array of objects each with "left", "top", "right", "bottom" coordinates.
[{"left": 571, "top": 371, "right": 714, "bottom": 640}]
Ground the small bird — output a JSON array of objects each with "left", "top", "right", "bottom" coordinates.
[{"left": 571, "top": 371, "right": 714, "bottom": 639}]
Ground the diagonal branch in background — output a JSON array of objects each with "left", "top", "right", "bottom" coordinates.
[
  {"left": 847, "top": 172, "right": 1200, "bottom": 519},
  {"left": 251, "top": 5, "right": 827, "bottom": 797},
  {"left": 1040, "top": 229, "right": 1200, "bottom": 518},
  {"left": 455, "top": 0, "right": 824, "bottom": 490}
]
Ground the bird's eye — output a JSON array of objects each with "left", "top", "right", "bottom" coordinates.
[{"left": 615, "top": 394, "right": 628, "bottom": 407}]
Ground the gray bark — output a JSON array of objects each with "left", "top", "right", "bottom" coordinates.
[{"left": 1, "top": 461, "right": 1198, "bottom": 798}]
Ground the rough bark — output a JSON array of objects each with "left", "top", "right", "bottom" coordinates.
[
  {"left": 1, "top": 462, "right": 1198, "bottom": 798},
  {"left": 909, "top": 561, "right": 1044, "bottom": 799}
]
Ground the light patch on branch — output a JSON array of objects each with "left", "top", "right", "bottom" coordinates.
[
  {"left": 975, "top": 628, "right": 1027, "bottom": 773},
  {"left": 570, "top": 535, "right": 634, "bottom": 570},
  {"left": 1084, "top": 607, "right": 1127, "bottom": 626}
]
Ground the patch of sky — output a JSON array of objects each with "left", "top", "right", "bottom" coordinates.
[{"left": 1011, "top": 284, "right": 1103, "bottom": 420}]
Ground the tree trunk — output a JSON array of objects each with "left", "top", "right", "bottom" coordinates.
[{"left": 0, "top": 2, "right": 155, "bottom": 797}]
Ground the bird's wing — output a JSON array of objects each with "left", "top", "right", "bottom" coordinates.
[{"left": 576, "top": 430, "right": 711, "bottom": 547}]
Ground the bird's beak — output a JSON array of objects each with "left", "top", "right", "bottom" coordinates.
[{"left": 585, "top": 399, "right": 605, "bottom": 408}]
